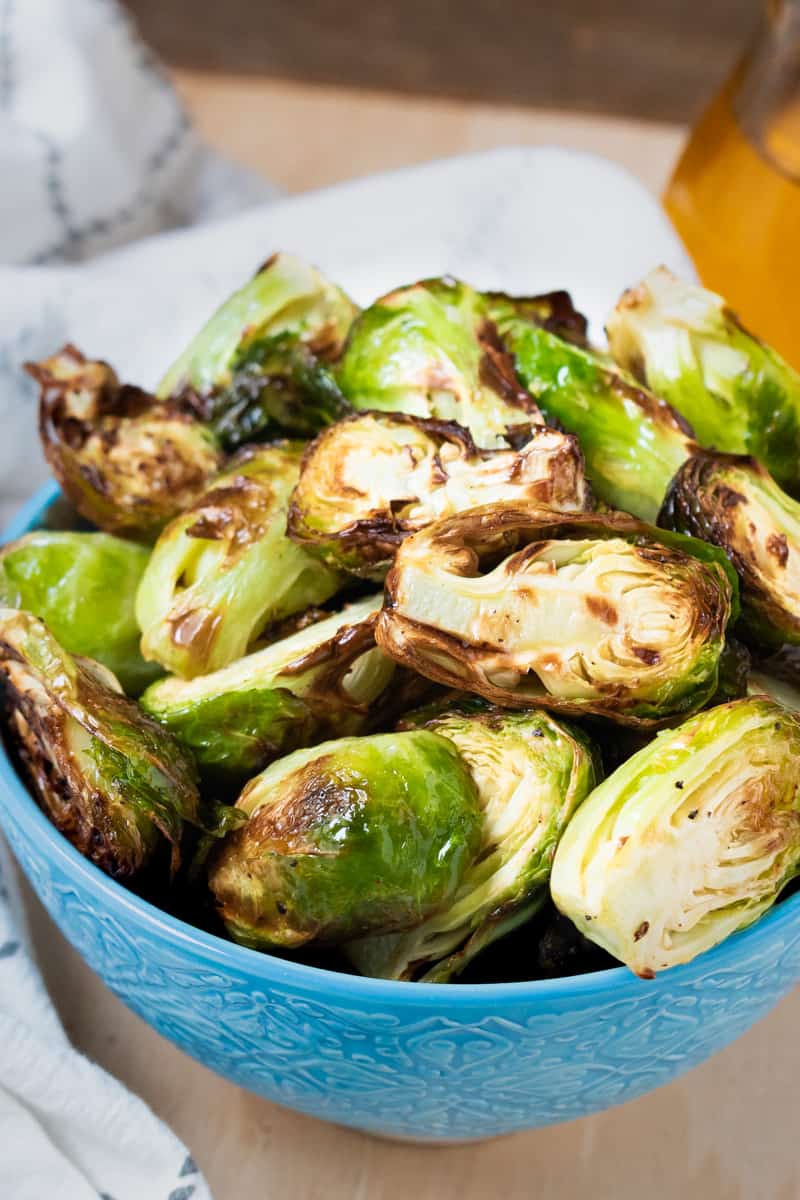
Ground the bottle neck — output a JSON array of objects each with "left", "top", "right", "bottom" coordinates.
[{"left": 734, "top": 0, "right": 800, "bottom": 178}]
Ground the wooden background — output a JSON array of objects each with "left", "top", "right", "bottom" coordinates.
[{"left": 127, "top": 0, "right": 758, "bottom": 123}]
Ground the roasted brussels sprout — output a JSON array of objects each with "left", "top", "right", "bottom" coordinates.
[
  {"left": 376, "top": 504, "right": 736, "bottom": 723},
  {"left": 288, "top": 411, "right": 590, "bottom": 575},
  {"left": 141, "top": 596, "right": 402, "bottom": 782},
  {"left": 208, "top": 731, "right": 483, "bottom": 950},
  {"left": 338, "top": 278, "right": 543, "bottom": 449},
  {"left": 348, "top": 700, "right": 599, "bottom": 981},
  {"left": 660, "top": 451, "right": 800, "bottom": 652},
  {"left": 607, "top": 268, "right": 800, "bottom": 495},
  {"left": 491, "top": 305, "right": 694, "bottom": 521},
  {"left": 27, "top": 345, "right": 222, "bottom": 540},
  {"left": 0, "top": 609, "right": 200, "bottom": 879},
  {"left": 551, "top": 697, "right": 800, "bottom": 976},
  {"left": 0, "top": 531, "right": 160, "bottom": 695},
  {"left": 158, "top": 253, "right": 358, "bottom": 448},
  {"left": 136, "top": 443, "right": 344, "bottom": 678}
]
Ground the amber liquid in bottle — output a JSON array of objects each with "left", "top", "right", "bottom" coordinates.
[{"left": 664, "top": 37, "right": 800, "bottom": 366}]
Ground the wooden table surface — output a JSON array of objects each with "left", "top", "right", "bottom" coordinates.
[{"left": 23, "top": 74, "right": 800, "bottom": 1200}]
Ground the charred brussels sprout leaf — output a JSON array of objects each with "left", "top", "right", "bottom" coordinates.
[
  {"left": 551, "top": 697, "right": 800, "bottom": 976},
  {"left": 0, "top": 531, "right": 160, "bottom": 695},
  {"left": 158, "top": 253, "right": 357, "bottom": 448},
  {"left": 141, "top": 596, "right": 402, "bottom": 783},
  {"left": 136, "top": 443, "right": 344, "bottom": 678},
  {"left": 348, "top": 700, "right": 599, "bottom": 981},
  {"left": 0, "top": 610, "right": 200, "bottom": 879},
  {"left": 27, "top": 345, "right": 221, "bottom": 540},
  {"left": 607, "top": 268, "right": 800, "bottom": 495},
  {"left": 338, "top": 277, "right": 543, "bottom": 449},
  {"left": 484, "top": 288, "right": 589, "bottom": 347},
  {"left": 660, "top": 451, "right": 800, "bottom": 652},
  {"left": 376, "top": 503, "right": 736, "bottom": 724},
  {"left": 207, "top": 731, "right": 483, "bottom": 950},
  {"left": 288, "top": 411, "right": 590, "bottom": 576},
  {"left": 491, "top": 302, "right": 694, "bottom": 522}
]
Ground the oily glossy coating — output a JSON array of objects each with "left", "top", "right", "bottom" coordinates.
[{"left": 208, "top": 730, "right": 483, "bottom": 950}]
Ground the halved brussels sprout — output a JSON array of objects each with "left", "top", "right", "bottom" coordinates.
[
  {"left": 376, "top": 503, "right": 736, "bottom": 723},
  {"left": 338, "top": 277, "right": 544, "bottom": 449},
  {"left": 0, "top": 609, "right": 200, "bottom": 879},
  {"left": 27, "top": 345, "right": 222, "bottom": 540},
  {"left": 207, "top": 730, "right": 482, "bottom": 950},
  {"left": 551, "top": 697, "right": 800, "bottom": 976},
  {"left": 136, "top": 443, "right": 344, "bottom": 679},
  {"left": 158, "top": 253, "right": 358, "bottom": 448},
  {"left": 660, "top": 451, "right": 800, "bottom": 651},
  {"left": 491, "top": 304, "right": 694, "bottom": 522},
  {"left": 288, "top": 411, "right": 590, "bottom": 575},
  {"left": 0, "top": 531, "right": 159, "bottom": 695},
  {"left": 607, "top": 268, "right": 800, "bottom": 495},
  {"left": 348, "top": 699, "right": 599, "bottom": 981},
  {"left": 141, "top": 596, "right": 404, "bottom": 782}
]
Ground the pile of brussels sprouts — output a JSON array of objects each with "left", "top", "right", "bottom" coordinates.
[{"left": 4, "top": 252, "right": 800, "bottom": 982}]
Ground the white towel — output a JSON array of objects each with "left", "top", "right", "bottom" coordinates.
[{"left": 0, "top": 0, "right": 276, "bottom": 1194}]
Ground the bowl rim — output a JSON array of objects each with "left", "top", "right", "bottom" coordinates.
[{"left": 2, "top": 480, "right": 800, "bottom": 1007}]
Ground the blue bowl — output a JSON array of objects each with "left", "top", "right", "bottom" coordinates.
[{"left": 2, "top": 483, "right": 800, "bottom": 1142}]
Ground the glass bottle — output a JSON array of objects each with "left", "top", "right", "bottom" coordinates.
[{"left": 664, "top": 1, "right": 800, "bottom": 365}]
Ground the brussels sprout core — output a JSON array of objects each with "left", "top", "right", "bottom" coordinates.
[
  {"left": 0, "top": 610, "right": 200, "bottom": 879},
  {"left": 27, "top": 345, "right": 221, "bottom": 540},
  {"left": 288, "top": 411, "right": 590, "bottom": 575},
  {"left": 208, "top": 731, "right": 483, "bottom": 949},
  {"left": 660, "top": 451, "right": 800, "bottom": 651},
  {"left": 136, "top": 443, "right": 344, "bottom": 678},
  {"left": 348, "top": 702, "right": 599, "bottom": 981},
  {"left": 607, "top": 268, "right": 800, "bottom": 495},
  {"left": 376, "top": 504, "right": 735, "bottom": 723},
  {"left": 338, "top": 277, "right": 544, "bottom": 449},
  {"left": 551, "top": 697, "right": 800, "bottom": 976}
]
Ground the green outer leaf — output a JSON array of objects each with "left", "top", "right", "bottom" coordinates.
[
  {"left": 493, "top": 312, "right": 693, "bottom": 521},
  {"left": 0, "top": 531, "right": 160, "bottom": 695},
  {"left": 338, "top": 277, "right": 542, "bottom": 449},
  {"left": 208, "top": 730, "right": 483, "bottom": 950}
]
